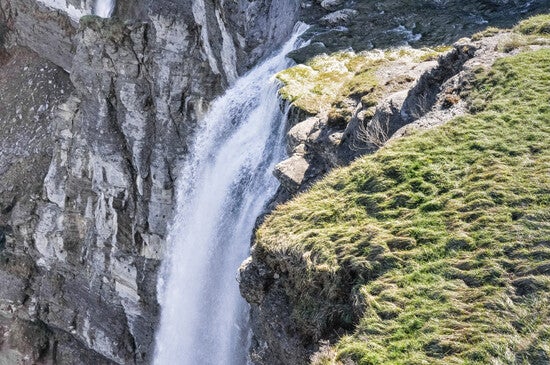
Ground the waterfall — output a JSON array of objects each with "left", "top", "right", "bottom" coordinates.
[
  {"left": 94, "top": 0, "right": 115, "bottom": 18},
  {"left": 153, "top": 24, "right": 309, "bottom": 364}
]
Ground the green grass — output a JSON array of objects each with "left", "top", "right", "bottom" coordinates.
[
  {"left": 514, "top": 14, "right": 550, "bottom": 36},
  {"left": 499, "top": 14, "right": 550, "bottom": 52},
  {"left": 255, "top": 48, "right": 550, "bottom": 364},
  {"left": 471, "top": 27, "right": 502, "bottom": 41}
]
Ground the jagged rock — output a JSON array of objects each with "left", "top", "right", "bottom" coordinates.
[
  {"left": 287, "top": 117, "right": 319, "bottom": 153},
  {"left": 238, "top": 257, "right": 271, "bottom": 304},
  {"left": 274, "top": 155, "right": 310, "bottom": 193},
  {"left": 7, "top": 319, "right": 50, "bottom": 362},
  {"left": 0, "top": 0, "right": 301, "bottom": 362},
  {"left": 0, "top": 0, "right": 77, "bottom": 70},
  {"left": 247, "top": 284, "right": 311, "bottom": 365}
]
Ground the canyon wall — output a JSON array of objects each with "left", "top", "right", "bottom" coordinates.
[{"left": 0, "top": 0, "right": 299, "bottom": 363}]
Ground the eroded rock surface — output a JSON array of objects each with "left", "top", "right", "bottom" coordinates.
[{"left": 0, "top": 0, "right": 300, "bottom": 362}]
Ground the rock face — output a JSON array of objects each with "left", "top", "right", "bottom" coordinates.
[{"left": 0, "top": 0, "right": 300, "bottom": 363}]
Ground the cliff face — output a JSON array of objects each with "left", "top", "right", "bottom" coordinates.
[{"left": 0, "top": 0, "right": 299, "bottom": 363}]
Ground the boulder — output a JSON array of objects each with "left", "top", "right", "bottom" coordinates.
[
  {"left": 274, "top": 155, "right": 310, "bottom": 193},
  {"left": 320, "top": 9, "right": 358, "bottom": 26}
]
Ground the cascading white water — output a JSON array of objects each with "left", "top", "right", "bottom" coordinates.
[
  {"left": 94, "top": 0, "right": 115, "bottom": 18},
  {"left": 154, "top": 24, "right": 309, "bottom": 365}
]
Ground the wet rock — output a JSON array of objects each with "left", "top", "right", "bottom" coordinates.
[
  {"left": 287, "top": 42, "right": 328, "bottom": 64},
  {"left": 248, "top": 285, "right": 312, "bottom": 365},
  {"left": 238, "top": 257, "right": 271, "bottom": 304}
]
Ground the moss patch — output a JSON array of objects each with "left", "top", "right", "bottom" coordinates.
[
  {"left": 257, "top": 48, "right": 550, "bottom": 364},
  {"left": 277, "top": 51, "right": 381, "bottom": 115},
  {"left": 277, "top": 48, "right": 447, "bottom": 120}
]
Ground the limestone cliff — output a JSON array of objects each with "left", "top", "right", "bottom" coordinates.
[{"left": 0, "top": 0, "right": 299, "bottom": 363}]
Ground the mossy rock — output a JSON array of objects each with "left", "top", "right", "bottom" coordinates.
[{"left": 79, "top": 15, "right": 128, "bottom": 43}]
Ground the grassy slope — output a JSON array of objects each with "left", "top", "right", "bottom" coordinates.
[{"left": 256, "top": 41, "right": 550, "bottom": 364}]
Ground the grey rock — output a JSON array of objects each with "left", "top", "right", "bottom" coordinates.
[
  {"left": 308, "top": 0, "right": 548, "bottom": 55},
  {"left": 240, "top": 258, "right": 311, "bottom": 365},
  {"left": 287, "top": 117, "right": 319, "bottom": 153},
  {"left": 0, "top": 0, "right": 77, "bottom": 71},
  {"left": 274, "top": 155, "right": 310, "bottom": 193},
  {"left": 320, "top": 0, "right": 345, "bottom": 10},
  {"left": 287, "top": 42, "right": 328, "bottom": 64},
  {"left": 0, "top": 0, "right": 302, "bottom": 362},
  {"left": 320, "top": 9, "right": 358, "bottom": 26},
  {"left": 238, "top": 257, "right": 270, "bottom": 305}
]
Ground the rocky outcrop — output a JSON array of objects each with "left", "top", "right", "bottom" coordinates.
[
  {"left": 0, "top": 0, "right": 301, "bottom": 362},
  {"left": 271, "top": 25, "right": 532, "bottom": 196},
  {"left": 0, "top": 0, "right": 77, "bottom": 70},
  {"left": 241, "top": 27, "right": 538, "bottom": 364}
]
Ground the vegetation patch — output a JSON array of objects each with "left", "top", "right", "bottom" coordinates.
[
  {"left": 277, "top": 47, "right": 448, "bottom": 122},
  {"left": 499, "top": 14, "right": 550, "bottom": 52},
  {"left": 257, "top": 48, "right": 550, "bottom": 364},
  {"left": 471, "top": 27, "right": 502, "bottom": 41},
  {"left": 514, "top": 14, "right": 550, "bottom": 36}
]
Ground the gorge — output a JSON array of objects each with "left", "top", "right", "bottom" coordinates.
[
  {"left": 0, "top": 0, "right": 549, "bottom": 364},
  {"left": 153, "top": 23, "right": 308, "bottom": 365}
]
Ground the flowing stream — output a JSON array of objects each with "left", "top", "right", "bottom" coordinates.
[
  {"left": 154, "top": 24, "right": 308, "bottom": 364},
  {"left": 94, "top": 0, "right": 115, "bottom": 18}
]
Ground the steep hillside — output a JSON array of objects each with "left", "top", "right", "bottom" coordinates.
[{"left": 243, "top": 16, "right": 550, "bottom": 364}]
